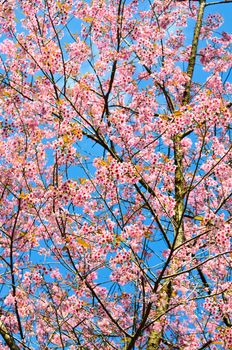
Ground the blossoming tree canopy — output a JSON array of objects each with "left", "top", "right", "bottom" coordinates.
[{"left": 0, "top": 0, "right": 231, "bottom": 349}]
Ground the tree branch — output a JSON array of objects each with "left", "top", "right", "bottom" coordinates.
[{"left": 0, "top": 320, "right": 20, "bottom": 350}]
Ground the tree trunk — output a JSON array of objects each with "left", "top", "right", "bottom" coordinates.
[{"left": 147, "top": 2, "right": 206, "bottom": 348}]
